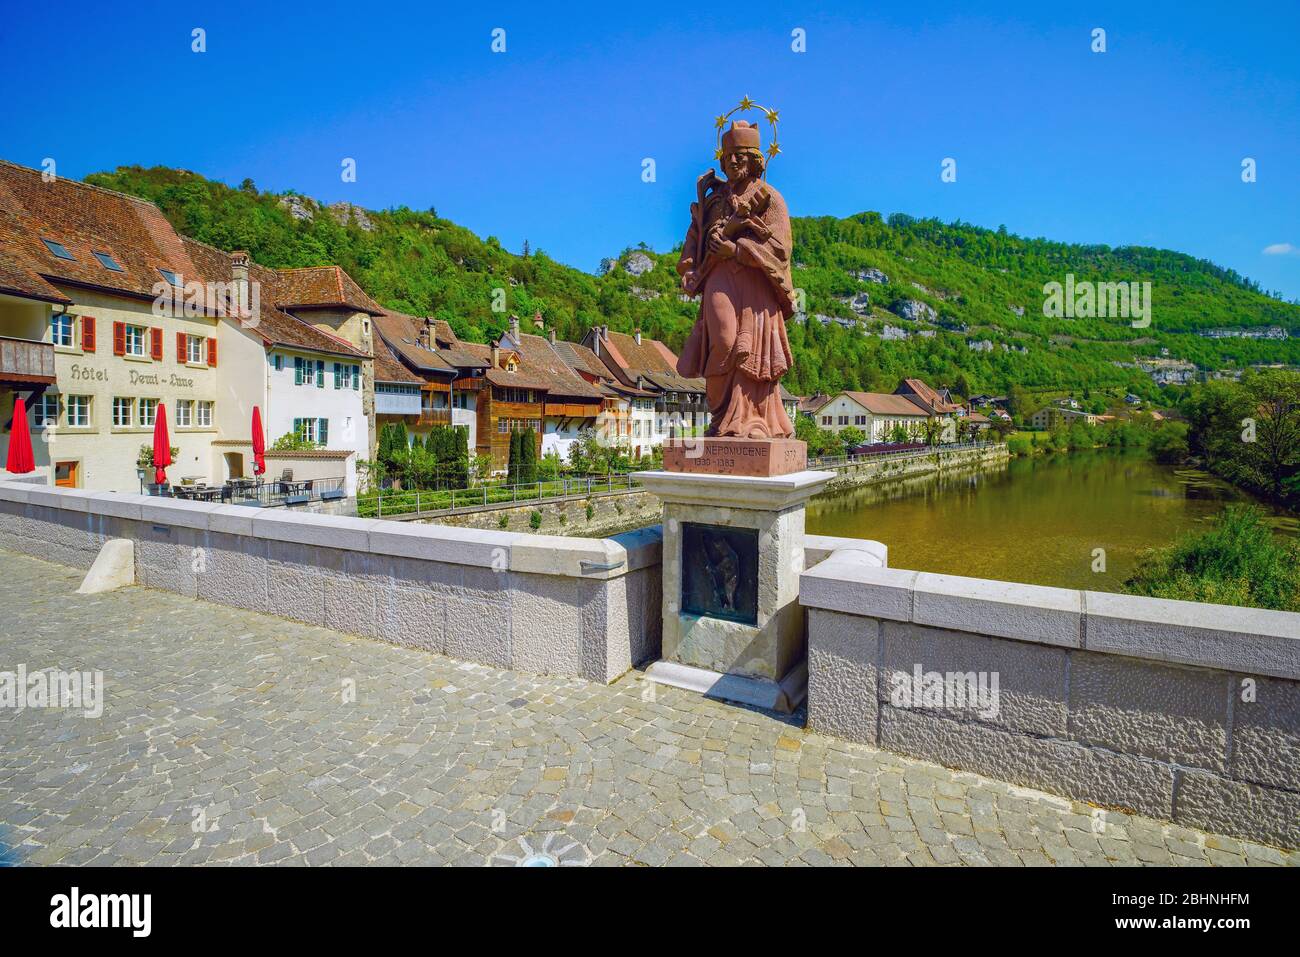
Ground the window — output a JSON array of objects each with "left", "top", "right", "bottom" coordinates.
[
  {"left": 497, "top": 417, "right": 540, "bottom": 434},
  {"left": 51, "top": 313, "right": 74, "bottom": 348},
  {"left": 273, "top": 354, "right": 283, "bottom": 372},
  {"left": 124, "top": 324, "right": 146, "bottom": 357},
  {"left": 292, "top": 417, "right": 327, "bottom": 444},
  {"left": 186, "top": 335, "right": 204, "bottom": 364},
  {"left": 112, "top": 397, "right": 134, "bottom": 427},
  {"left": 838, "top": 415, "right": 849, "bottom": 426},
  {"left": 158, "top": 268, "right": 181, "bottom": 286},
  {"left": 821, "top": 415, "right": 831, "bottom": 425},
  {"left": 42, "top": 238, "right": 75, "bottom": 260},
  {"left": 196, "top": 401, "right": 212, "bottom": 428},
  {"left": 93, "top": 251, "right": 124, "bottom": 272},
  {"left": 66, "top": 395, "right": 91, "bottom": 428},
  {"left": 854, "top": 415, "right": 866, "bottom": 425},
  {"left": 452, "top": 391, "right": 469, "bottom": 410},
  {"left": 138, "top": 398, "right": 158, "bottom": 428},
  {"left": 175, "top": 400, "right": 193, "bottom": 427},
  {"left": 33, "top": 394, "right": 59, "bottom": 428}
]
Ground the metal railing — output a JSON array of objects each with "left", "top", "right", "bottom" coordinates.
[
  {"left": 153, "top": 476, "right": 348, "bottom": 507},
  {"left": 360, "top": 472, "right": 644, "bottom": 518},
  {"left": 809, "top": 440, "right": 1000, "bottom": 470}
]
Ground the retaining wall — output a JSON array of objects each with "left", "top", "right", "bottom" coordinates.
[
  {"left": 0, "top": 479, "right": 662, "bottom": 684},
  {"left": 800, "top": 550, "right": 1300, "bottom": 848}
]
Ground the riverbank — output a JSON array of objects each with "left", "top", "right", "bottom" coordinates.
[
  {"left": 426, "top": 443, "right": 1010, "bottom": 538},
  {"left": 807, "top": 448, "right": 1293, "bottom": 592}
]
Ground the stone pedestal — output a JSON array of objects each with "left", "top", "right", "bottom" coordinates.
[{"left": 636, "top": 467, "right": 834, "bottom": 712}]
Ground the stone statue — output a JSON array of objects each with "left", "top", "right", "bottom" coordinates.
[{"left": 677, "top": 119, "right": 796, "bottom": 439}]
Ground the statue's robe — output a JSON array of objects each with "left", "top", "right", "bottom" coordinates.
[{"left": 677, "top": 176, "right": 795, "bottom": 438}]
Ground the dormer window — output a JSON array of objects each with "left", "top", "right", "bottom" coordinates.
[
  {"left": 158, "top": 268, "right": 182, "bottom": 286},
  {"left": 42, "top": 238, "right": 75, "bottom": 260},
  {"left": 93, "top": 251, "right": 124, "bottom": 272}
]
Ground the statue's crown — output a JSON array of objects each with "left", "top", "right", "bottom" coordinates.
[{"left": 722, "top": 120, "right": 761, "bottom": 153}]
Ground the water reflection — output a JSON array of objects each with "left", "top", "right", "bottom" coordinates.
[{"left": 807, "top": 449, "right": 1288, "bottom": 592}]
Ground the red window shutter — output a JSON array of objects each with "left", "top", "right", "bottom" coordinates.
[
  {"left": 150, "top": 327, "right": 163, "bottom": 361},
  {"left": 113, "top": 321, "right": 126, "bottom": 356},
  {"left": 177, "top": 332, "right": 186, "bottom": 362},
  {"left": 207, "top": 337, "right": 217, "bottom": 367},
  {"left": 81, "top": 316, "right": 96, "bottom": 353}
]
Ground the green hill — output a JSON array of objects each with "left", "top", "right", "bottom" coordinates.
[{"left": 85, "top": 165, "right": 1300, "bottom": 404}]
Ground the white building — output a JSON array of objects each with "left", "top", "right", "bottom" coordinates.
[{"left": 813, "top": 391, "right": 930, "bottom": 443}]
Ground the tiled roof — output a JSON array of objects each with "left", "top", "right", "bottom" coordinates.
[
  {"left": 181, "top": 238, "right": 368, "bottom": 359},
  {"left": 839, "top": 391, "right": 930, "bottom": 416},
  {"left": 552, "top": 339, "right": 609, "bottom": 380},
  {"left": 373, "top": 311, "right": 455, "bottom": 375},
  {"left": 274, "top": 265, "right": 385, "bottom": 315},
  {"left": 374, "top": 346, "right": 422, "bottom": 384},
  {"left": 502, "top": 330, "right": 603, "bottom": 400},
  {"left": 0, "top": 160, "right": 378, "bottom": 359},
  {"left": 896, "top": 377, "right": 960, "bottom": 415},
  {"left": 0, "top": 159, "right": 206, "bottom": 304},
  {"left": 590, "top": 328, "right": 706, "bottom": 395}
]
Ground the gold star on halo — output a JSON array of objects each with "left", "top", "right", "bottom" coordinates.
[
  {"left": 766, "top": 142, "right": 781, "bottom": 159},
  {"left": 714, "top": 147, "right": 725, "bottom": 160},
  {"left": 765, "top": 109, "right": 780, "bottom": 124},
  {"left": 714, "top": 114, "right": 727, "bottom": 130},
  {"left": 738, "top": 95, "right": 754, "bottom": 111}
]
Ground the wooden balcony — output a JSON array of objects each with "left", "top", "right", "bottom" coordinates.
[
  {"left": 417, "top": 408, "right": 452, "bottom": 427},
  {"left": 0, "top": 336, "right": 56, "bottom": 386}
]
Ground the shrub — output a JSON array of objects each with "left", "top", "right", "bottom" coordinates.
[
  {"left": 529, "top": 510, "right": 542, "bottom": 530},
  {"left": 498, "top": 513, "right": 509, "bottom": 529},
  {"left": 585, "top": 502, "right": 594, "bottom": 521},
  {"left": 1124, "top": 505, "right": 1300, "bottom": 612},
  {"left": 1006, "top": 437, "right": 1032, "bottom": 457}
]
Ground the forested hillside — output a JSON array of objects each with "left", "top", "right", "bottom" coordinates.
[{"left": 85, "top": 165, "right": 1300, "bottom": 403}]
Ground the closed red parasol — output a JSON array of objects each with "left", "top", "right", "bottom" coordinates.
[
  {"left": 152, "top": 402, "right": 172, "bottom": 485},
  {"left": 5, "top": 396, "right": 35, "bottom": 474},
  {"left": 251, "top": 406, "right": 266, "bottom": 476}
]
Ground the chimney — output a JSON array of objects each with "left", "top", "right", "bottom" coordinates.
[
  {"left": 634, "top": 327, "right": 642, "bottom": 345},
  {"left": 549, "top": 328, "right": 556, "bottom": 345},
  {"left": 533, "top": 310, "right": 544, "bottom": 331},
  {"left": 491, "top": 343, "right": 500, "bottom": 368},
  {"left": 230, "top": 250, "right": 250, "bottom": 317},
  {"left": 417, "top": 318, "right": 431, "bottom": 349},
  {"left": 509, "top": 315, "right": 520, "bottom": 342}
]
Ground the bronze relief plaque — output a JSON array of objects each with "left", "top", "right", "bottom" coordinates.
[{"left": 680, "top": 522, "right": 759, "bottom": 626}]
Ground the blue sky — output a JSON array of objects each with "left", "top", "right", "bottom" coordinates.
[{"left": 3, "top": 1, "right": 1298, "bottom": 298}]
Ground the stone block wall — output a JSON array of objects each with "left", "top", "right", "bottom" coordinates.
[
  {"left": 801, "top": 550, "right": 1300, "bottom": 848},
  {"left": 0, "top": 480, "right": 662, "bottom": 684}
]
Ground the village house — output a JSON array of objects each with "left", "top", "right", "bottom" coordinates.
[
  {"left": 0, "top": 159, "right": 375, "bottom": 495},
  {"left": 812, "top": 390, "right": 930, "bottom": 442},
  {"left": 499, "top": 314, "right": 603, "bottom": 462},
  {"left": 581, "top": 325, "right": 708, "bottom": 455}
]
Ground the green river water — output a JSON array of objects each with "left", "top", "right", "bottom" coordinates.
[{"left": 805, "top": 449, "right": 1298, "bottom": 593}]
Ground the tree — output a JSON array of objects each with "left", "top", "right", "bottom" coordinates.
[
  {"left": 507, "top": 430, "right": 523, "bottom": 484},
  {"left": 839, "top": 425, "right": 866, "bottom": 452},
  {"left": 1240, "top": 370, "right": 1300, "bottom": 498}
]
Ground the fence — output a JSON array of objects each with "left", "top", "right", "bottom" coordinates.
[
  {"left": 808, "top": 440, "right": 1000, "bottom": 470},
  {"left": 358, "top": 472, "right": 645, "bottom": 519}
]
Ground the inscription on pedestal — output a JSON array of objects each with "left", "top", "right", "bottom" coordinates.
[
  {"left": 664, "top": 437, "right": 807, "bottom": 476},
  {"left": 680, "top": 523, "right": 759, "bottom": 626}
]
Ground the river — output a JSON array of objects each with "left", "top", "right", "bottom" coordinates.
[{"left": 806, "top": 449, "right": 1296, "bottom": 593}]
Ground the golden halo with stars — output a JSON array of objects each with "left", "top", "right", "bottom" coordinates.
[{"left": 713, "top": 96, "right": 781, "bottom": 174}]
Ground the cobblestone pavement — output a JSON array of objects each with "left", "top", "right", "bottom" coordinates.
[{"left": 0, "top": 550, "right": 1293, "bottom": 868}]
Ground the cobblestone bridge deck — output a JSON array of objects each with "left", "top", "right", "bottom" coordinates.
[{"left": 0, "top": 550, "right": 1292, "bottom": 867}]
